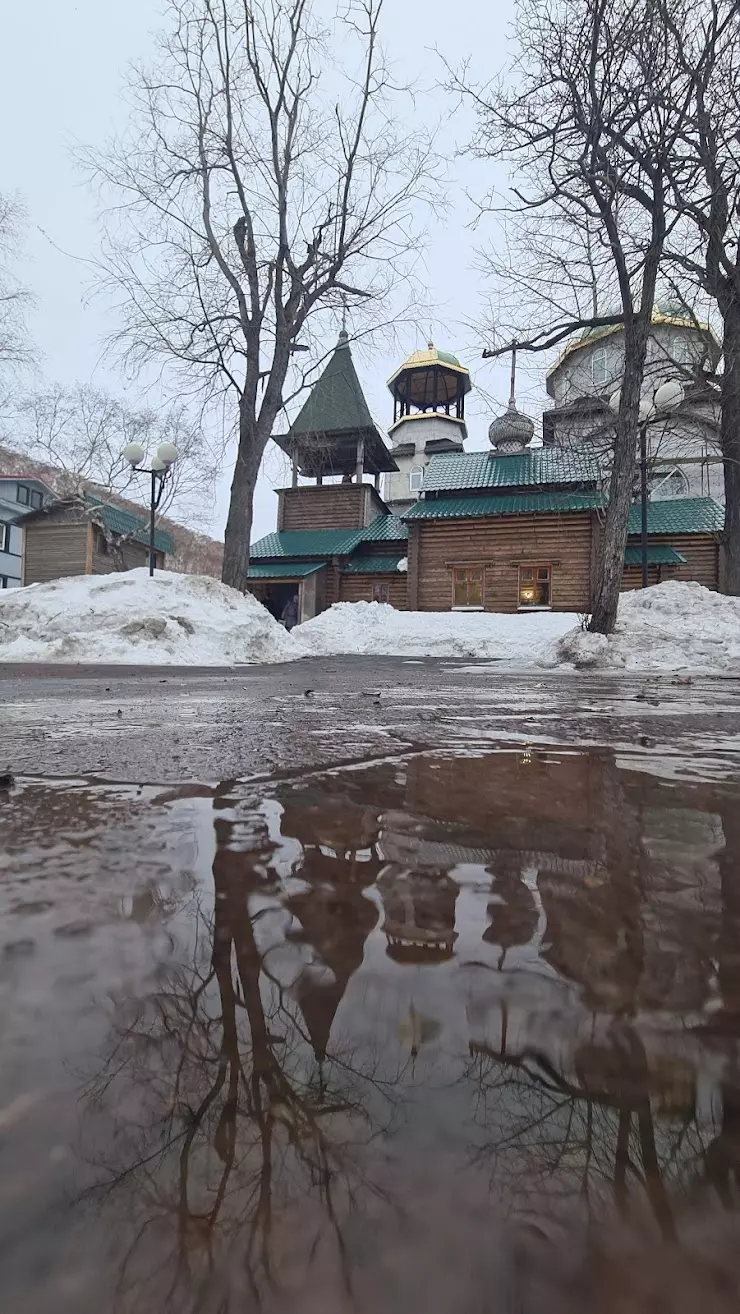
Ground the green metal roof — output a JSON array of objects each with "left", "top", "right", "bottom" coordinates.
[
  {"left": 341, "top": 555, "right": 405, "bottom": 574},
  {"left": 624, "top": 545, "right": 687, "bottom": 566},
  {"left": 250, "top": 526, "right": 367, "bottom": 559},
  {"left": 422, "top": 448, "right": 602, "bottom": 494},
  {"left": 629, "top": 497, "right": 724, "bottom": 535},
  {"left": 357, "top": 514, "right": 408, "bottom": 543},
  {"left": 85, "top": 495, "right": 175, "bottom": 554},
  {"left": 247, "top": 560, "right": 325, "bottom": 579},
  {"left": 289, "top": 332, "right": 375, "bottom": 439},
  {"left": 404, "top": 491, "right": 605, "bottom": 520}
]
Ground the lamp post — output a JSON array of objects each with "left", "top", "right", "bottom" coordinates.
[
  {"left": 608, "top": 379, "right": 684, "bottom": 589},
  {"left": 121, "top": 441, "right": 179, "bottom": 577}
]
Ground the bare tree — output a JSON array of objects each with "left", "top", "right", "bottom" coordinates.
[
  {"left": 455, "top": 0, "right": 695, "bottom": 632},
  {"left": 0, "top": 191, "right": 34, "bottom": 390},
  {"left": 15, "top": 382, "right": 219, "bottom": 532},
  {"left": 89, "top": 0, "right": 437, "bottom": 591},
  {"left": 653, "top": 0, "right": 740, "bottom": 591}
]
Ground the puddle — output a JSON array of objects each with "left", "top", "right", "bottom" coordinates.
[{"left": 3, "top": 747, "right": 740, "bottom": 1312}]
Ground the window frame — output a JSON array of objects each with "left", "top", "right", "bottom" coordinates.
[
  {"left": 0, "top": 522, "right": 8, "bottom": 552},
  {"left": 16, "top": 483, "right": 30, "bottom": 506},
  {"left": 590, "top": 346, "right": 608, "bottom": 388},
  {"left": 29, "top": 489, "right": 43, "bottom": 510},
  {"left": 0, "top": 576, "right": 8, "bottom": 588},
  {"left": 518, "top": 563, "right": 553, "bottom": 611},
  {"left": 452, "top": 565, "right": 485, "bottom": 611},
  {"left": 372, "top": 580, "right": 390, "bottom": 604},
  {"left": 409, "top": 464, "right": 424, "bottom": 494}
]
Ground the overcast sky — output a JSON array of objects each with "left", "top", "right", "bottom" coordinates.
[{"left": 1, "top": 0, "right": 532, "bottom": 542}]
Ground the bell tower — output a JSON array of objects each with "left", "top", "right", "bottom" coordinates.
[{"left": 384, "top": 342, "right": 471, "bottom": 511}]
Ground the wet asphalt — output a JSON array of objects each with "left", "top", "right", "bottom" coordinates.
[{"left": 3, "top": 657, "right": 740, "bottom": 782}]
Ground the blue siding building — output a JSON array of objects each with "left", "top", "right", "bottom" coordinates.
[{"left": 0, "top": 477, "right": 54, "bottom": 587}]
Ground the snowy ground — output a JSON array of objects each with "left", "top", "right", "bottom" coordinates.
[
  {"left": 549, "top": 581, "right": 740, "bottom": 672},
  {"left": 0, "top": 570, "right": 295, "bottom": 666},
  {"left": 0, "top": 573, "right": 736, "bottom": 673},
  {"left": 296, "top": 600, "right": 577, "bottom": 661}
]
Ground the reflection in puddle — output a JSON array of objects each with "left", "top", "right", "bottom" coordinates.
[{"left": 3, "top": 748, "right": 740, "bottom": 1311}]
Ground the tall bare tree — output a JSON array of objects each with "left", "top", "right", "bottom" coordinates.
[
  {"left": 90, "top": 0, "right": 437, "bottom": 590},
  {"left": 656, "top": 0, "right": 740, "bottom": 591},
  {"left": 455, "top": 0, "right": 695, "bottom": 633}
]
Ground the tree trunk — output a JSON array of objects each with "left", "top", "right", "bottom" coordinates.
[
  {"left": 589, "top": 335, "right": 646, "bottom": 634},
  {"left": 221, "top": 401, "right": 265, "bottom": 592},
  {"left": 721, "top": 302, "right": 740, "bottom": 595}
]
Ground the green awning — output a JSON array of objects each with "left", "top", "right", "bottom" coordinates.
[
  {"left": 341, "top": 555, "right": 404, "bottom": 574},
  {"left": 624, "top": 545, "right": 687, "bottom": 566},
  {"left": 247, "top": 560, "right": 325, "bottom": 580}
]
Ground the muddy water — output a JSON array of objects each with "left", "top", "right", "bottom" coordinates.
[{"left": 3, "top": 748, "right": 740, "bottom": 1313}]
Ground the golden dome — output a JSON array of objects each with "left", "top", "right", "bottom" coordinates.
[{"left": 387, "top": 340, "right": 472, "bottom": 403}]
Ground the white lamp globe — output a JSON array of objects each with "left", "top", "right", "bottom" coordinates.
[
  {"left": 608, "top": 389, "right": 621, "bottom": 414},
  {"left": 150, "top": 456, "right": 168, "bottom": 473},
  {"left": 654, "top": 379, "right": 684, "bottom": 412},
  {"left": 122, "top": 442, "right": 146, "bottom": 467},
  {"left": 156, "top": 442, "right": 180, "bottom": 466}
]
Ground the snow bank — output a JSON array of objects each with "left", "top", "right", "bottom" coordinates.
[
  {"left": 294, "top": 600, "right": 578, "bottom": 661},
  {"left": 0, "top": 569, "right": 296, "bottom": 665},
  {"left": 548, "top": 581, "right": 740, "bottom": 672}
]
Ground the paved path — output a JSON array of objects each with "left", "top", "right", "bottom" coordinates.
[{"left": 3, "top": 658, "right": 740, "bottom": 782}]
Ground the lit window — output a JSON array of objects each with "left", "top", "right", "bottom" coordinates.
[
  {"left": 30, "top": 490, "right": 43, "bottom": 509},
  {"left": 409, "top": 465, "right": 424, "bottom": 494},
  {"left": 453, "top": 566, "right": 484, "bottom": 609},
  {"left": 372, "top": 581, "right": 389, "bottom": 603},
  {"left": 519, "top": 564, "right": 551, "bottom": 608},
  {"left": 591, "top": 346, "right": 607, "bottom": 387},
  {"left": 16, "top": 484, "right": 30, "bottom": 505}
]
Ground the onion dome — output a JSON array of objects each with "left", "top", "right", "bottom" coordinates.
[{"left": 489, "top": 401, "right": 535, "bottom": 452}]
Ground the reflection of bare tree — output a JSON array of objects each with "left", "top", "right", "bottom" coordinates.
[{"left": 80, "top": 787, "right": 401, "bottom": 1311}]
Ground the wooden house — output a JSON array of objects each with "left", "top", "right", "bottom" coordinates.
[{"left": 21, "top": 495, "right": 175, "bottom": 584}]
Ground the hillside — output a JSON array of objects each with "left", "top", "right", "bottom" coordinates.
[{"left": 0, "top": 444, "right": 224, "bottom": 579}]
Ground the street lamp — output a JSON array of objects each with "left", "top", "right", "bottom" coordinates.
[
  {"left": 122, "top": 441, "right": 180, "bottom": 577},
  {"left": 608, "top": 380, "right": 684, "bottom": 589}
]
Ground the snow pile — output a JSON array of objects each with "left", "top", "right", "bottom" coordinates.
[
  {"left": 0, "top": 569, "right": 297, "bottom": 665},
  {"left": 549, "top": 581, "right": 740, "bottom": 672},
  {"left": 295, "top": 600, "right": 578, "bottom": 661}
]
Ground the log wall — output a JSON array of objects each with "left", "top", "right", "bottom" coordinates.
[
  {"left": 338, "top": 571, "right": 408, "bottom": 608},
  {"left": 277, "top": 483, "right": 387, "bottom": 531},
  {"left": 411, "top": 512, "right": 594, "bottom": 613},
  {"left": 621, "top": 533, "right": 719, "bottom": 592},
  {"left": 24, "top": 522, "right": 89, "bottom": 584}
]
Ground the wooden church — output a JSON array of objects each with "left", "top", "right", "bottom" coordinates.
[{"left": 248, "top": 331, "right": 725, "bottom": 621}]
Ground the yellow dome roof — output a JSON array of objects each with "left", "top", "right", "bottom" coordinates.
[{"left": 387, "top": 341, "right": 472, "bottom": 394}]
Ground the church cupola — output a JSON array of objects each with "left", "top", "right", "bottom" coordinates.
[
  {"left": 383, "top": 340, "right": 472, "bottom": 511},
  {"left": 387, "top": 341, "right": 471, "bottom": 439},
  {"left": 488, "top": 346, "right": 534, "bottom": 453}
]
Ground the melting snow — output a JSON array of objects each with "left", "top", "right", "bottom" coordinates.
[
  {"left": 0, "top": 569, "right": 295, "bottom": 666},
  {"left": 547, "top": 581, "right": 740, "bottom": 672}
]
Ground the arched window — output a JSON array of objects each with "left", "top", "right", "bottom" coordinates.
[
  {"left": 409, "top": 465, "right": 424, "bottom": 494},
  {"left": 591, "top": 346, "right": 608, "bottom": 387}
]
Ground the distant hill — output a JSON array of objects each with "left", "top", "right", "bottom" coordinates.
[{"left": 0, "top": 444, "right": 224, "bottom": 579}]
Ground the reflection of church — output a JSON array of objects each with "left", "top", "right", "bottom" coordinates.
[{"left": 248, "top": 326, "right": 725, "bottom": 619}]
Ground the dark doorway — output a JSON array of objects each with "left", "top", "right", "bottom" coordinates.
[{"left": 261, "top": 583, "right": 299, "bottom": 623}]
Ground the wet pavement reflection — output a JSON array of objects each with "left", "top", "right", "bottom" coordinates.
[{"left": 3, "top": 748, "right": 740, "bottom": 1310}]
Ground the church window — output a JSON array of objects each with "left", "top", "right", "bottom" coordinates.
[
  {"left": 591, "top": 346, "right": 608, "bottom": 387},
  {"left": 518, "top": 564, "right": 551, "bottom": 608},
  {"left": 453, "top": 566, "right": 484, "bottom": 609},
  {"left": 409, "top": 465, "right": 424, "bottom": 493}
]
